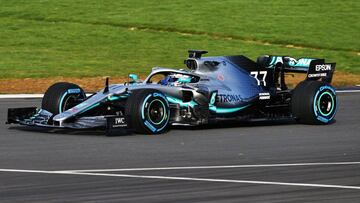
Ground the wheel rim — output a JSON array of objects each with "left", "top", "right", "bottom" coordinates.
[
  {"left": 147, "top": 99, "right": 166, "bottom": 125},
  {"left": 62, "top": 95, "right": 80, "bottom": 112},
  {"left": 317, "top": 91, "right": 334, "bottom": 116},
  {"left": 140, "top": 92, "right": 170, "bottom": 133}
]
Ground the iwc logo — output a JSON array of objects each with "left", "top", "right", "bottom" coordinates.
[
  {"left": 112, "top": 117, "right": 127, "bottom": 127},
  {"left": 115, "top": 117, "right": 126, "bottom": 125}
]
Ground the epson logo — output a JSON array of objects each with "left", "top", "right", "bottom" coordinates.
[{"left": 315, "top": 64, "right": 331, "bottom": 71}]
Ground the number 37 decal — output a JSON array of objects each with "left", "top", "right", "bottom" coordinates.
[{"left": 250, "top": 71, "right": 268, "bottom": 86}]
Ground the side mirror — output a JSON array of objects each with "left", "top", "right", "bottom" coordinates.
[{"left": 129, "top": 74, "right": 139, "bottom": 83}]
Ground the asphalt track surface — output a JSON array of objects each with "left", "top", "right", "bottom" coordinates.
[{"left": 0, "top": 93, "right": 359, "bottom": 202}]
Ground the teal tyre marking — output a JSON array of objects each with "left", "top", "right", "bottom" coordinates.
[
  {"left": 141, "top": 92, "right": 170, "bottom": 133},
  {"left": 59, "top": 92, "right": 68, "bottom": 113},
  {"left": 59, "top": 88, "right": 84, "bottom": 113},
  {"left": 313, "top": 85, "right": 338, "bottom": 123},
  {"left": 141, "top": 94, "right": 152, "bottom": 120},
  {"left": 317, "top": 92, "right": 335, "bottom": 116},
  {"left": 144, "top": 120, "right": 157, "bottom": 132}
]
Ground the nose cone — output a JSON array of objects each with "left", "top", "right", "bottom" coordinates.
[{"left": 53, "top": 85, "right": 128, "bottom": 123}]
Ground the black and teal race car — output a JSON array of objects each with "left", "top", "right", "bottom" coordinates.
[{"left": 7, "top": 50, "right": 338, "bottom": 135}]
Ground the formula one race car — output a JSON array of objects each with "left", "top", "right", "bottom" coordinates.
[{"left": 7, "top": 50, "right": 338, "bottom": 135}]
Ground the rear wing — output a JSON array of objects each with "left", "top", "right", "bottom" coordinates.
[
  {"left": 259, "top": 56, "right": 336, "bottom": 83},
  {"left": 306, "top": 59, "right": 336, "bottom": 83}
]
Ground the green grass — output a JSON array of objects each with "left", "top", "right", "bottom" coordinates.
[{"left": 0, "top": 0, "right": 358, "bottom": 78}]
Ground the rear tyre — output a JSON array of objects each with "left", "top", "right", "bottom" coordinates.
[
  {"left": 125, "top": 89, "right": 170, "bottom": 134},
  {"left": 291, "top": 80, "right": 338, "bottom": 124},
  {"left": 41, "top": 82, "right": 86, "bottom": 115}
]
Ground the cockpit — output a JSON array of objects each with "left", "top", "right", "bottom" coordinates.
[{"left": 146, "top": 71, "right": 200, "bottom": 86}]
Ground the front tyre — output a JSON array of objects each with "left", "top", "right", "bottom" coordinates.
[
  {"left": 291, "top": 81, "right": 338, "bottom": 124},
  {"left": 41, "top": 82, "right": 86, "bottom": 115},
  {"left": 125, "top": 89, "right": 170, "bottom": 134}
]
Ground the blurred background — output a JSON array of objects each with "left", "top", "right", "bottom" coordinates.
[{"left": 0, "top": 0, "right": 358, "bottom": 92}]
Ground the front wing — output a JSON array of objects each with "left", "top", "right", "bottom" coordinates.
[{"left": 6, "top": 107, "right": 132, "bottom": 136}]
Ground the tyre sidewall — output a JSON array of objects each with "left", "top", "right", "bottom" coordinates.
[
  {"left": 293, "top": 81, "right": 338, "bottom": 124},
  {"left": 291, "top": 81, "right": 310, "bottom": 120},
  {"left": 42, "top": 82, "right": 86, "bottom": 115},
  {"left": 126, "top": 89, "right": 170, "bottom": 134}
]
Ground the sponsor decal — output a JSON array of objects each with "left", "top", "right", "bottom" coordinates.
[
  {"left": 153, "top": 92, "right": 166, "bottom": 100},
  {"left": 315, "top": 64, "right": 331, "bottom": 71},
  {"left": 294, "top": 58, "right": 314, "bottom": 67},
  {"left": 308, "top": 73, "right": 327, "bottom": 78},
  {"left": 216, "top": 94, "right": 243, "bottom": 103},
  {"left": 115, "top": 117, "right": 126, "bottom": 125},
  {"left": 210, "top": 92, "right": 216, "bottom": 105},
  {"left": 287, "top": 58, "right": 298, "bottom": 66},
  {"left": 113, "top": 117, "right": 127, "bottom": 127},
  {"left": 269, "top": 56, "right": 283, "bottom": 66},
  {"left": 259, "top": 92, "right": 270, "bottom": 100},
  {"left": 67, "top": 88, "right": 81, "bottom": 94},
  {"left": 250, "top": 71, "right": 268, "bottom": 86},
  {"left": 319, "top": 85, "right": 336, "bottom": 92}
]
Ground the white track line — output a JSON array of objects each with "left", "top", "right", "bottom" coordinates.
[
  {"left": 0, "top": 94, "right": 44, "bottom": 99},
  {"left": 0, "top": 168, "right": 359, "bottom": 190},
  {"left": 0, "top": 169, "right": 57, "bottom": 174},
  {"left": 0, "top": 93, "right": 92, "bottom": 99},
  {"left": 336, "top": 90, "right": 360, "bottom": 93},
  {"left": 60, "top": 161, "right": 360, "bottom": 173}
]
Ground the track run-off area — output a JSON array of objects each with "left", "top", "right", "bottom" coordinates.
[{"left": 0, "top": 91, "right": 359, "bottom": 202}]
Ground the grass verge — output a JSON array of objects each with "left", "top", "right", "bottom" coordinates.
[{"left": 0, "top": 0, "right": 358, "bottom": 93}]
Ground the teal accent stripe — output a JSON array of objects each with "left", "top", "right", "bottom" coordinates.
[
  {"left": 210, "top": 104, "right": 251, "bottom": 114},
  {"left": 166, "top": 96, "right": 197, "bottom": 108},
  {"left": 107, "top": 95, "right": 129, "bottom": 101}
]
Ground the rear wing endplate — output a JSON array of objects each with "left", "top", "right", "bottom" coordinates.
[{"left": 306, "top": 59, "right": 336, "bottom": 83}]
